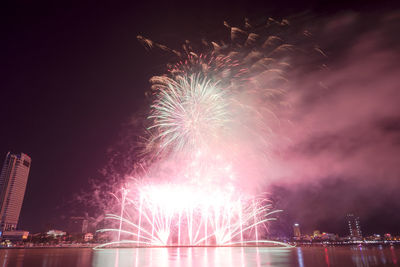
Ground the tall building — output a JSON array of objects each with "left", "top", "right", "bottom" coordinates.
[
  {"left": 293, "top": 223, "right": 301, "bottom": 238},
  {"left": 0, "top": 152, "right": 31, "bottom": 232},
  {"left": 347, "top": 214, "right": 362, "bottom": 239}
]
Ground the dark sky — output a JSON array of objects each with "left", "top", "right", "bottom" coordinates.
[{"left": 1, "top": 0, "right": 399, "bottom": 235}]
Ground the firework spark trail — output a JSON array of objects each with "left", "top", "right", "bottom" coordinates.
[
  {"left": 97, "top": 18, "right": 301, "bottom": 248},
  {"left": 98, "top": 182, "right": 285, "bottom": 247},
  {"left": 142, "top": 18, "right": 294, "bottom": 158},
  {"left": 148, "top": 74, "right": 231, "bottom": 155}
]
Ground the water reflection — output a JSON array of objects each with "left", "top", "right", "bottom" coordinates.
[
  {"left": 93, "top": 247, "right": 293, "bottom": 267},
  {"left": 92, "top": 246, "right": 400, "bottom": 267},
  {"left": 349, "top": 246, "right": 400, "bottom": 267},
  {"left": 0, "top": 248, "right": 93, "bottom": 267},
  {"left": 297, "top": 247, "right": 305, "bottom": 267},
  {"left": 0, "top": 246, "right": 399, "bottom": 266},
  {"left": 391, "top": 246, "right": 398, "bottom": 265}
]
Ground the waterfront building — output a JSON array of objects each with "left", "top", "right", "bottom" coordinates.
[
  {"left": 46, "top": 229, "right": 67, "bottom": 238},
  {"left": 365, "top": 234, "right": 382, "bottom": 241},
  {"left": 347, "top": 214, "right": 362, "bottom": 239},
  {"left": 384, "top": 233, "right": 392, "bottom": 240},
  {"left": 0, "top": 152, "right": 31, "bottom": 232},
  {"left": 84, "top": 232, "right": 93, "bottom": 242},
  {"left": 321, "top": 232, "right": 338, "bottom": 241},
  {"left": 293, "top": 223, "right": 301, "bottom": 239},
  {"left": 0, "top": 230, "right": 29, "bottom": 241},
  {"left": 313, "top": 230, "right": 321, "bottom": 238}
]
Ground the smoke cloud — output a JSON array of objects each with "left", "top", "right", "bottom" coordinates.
[
  {"left": 266, "top": 11, "right": 400, "bottom": 234},
  {"left": 77, "top": 11, "right": 400, "bottom": 236}
]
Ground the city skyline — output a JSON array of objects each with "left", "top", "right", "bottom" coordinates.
[{"left": 1, "top": 0, "right": 399, "bottom": 237}]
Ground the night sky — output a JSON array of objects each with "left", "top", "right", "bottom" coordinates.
[{"left": 1, "top": 0, "right": 399, "bottom": 236}]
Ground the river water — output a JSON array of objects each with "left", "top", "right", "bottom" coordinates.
[{"left": 0, "top": 246, "right": 399, "bottom": 266}]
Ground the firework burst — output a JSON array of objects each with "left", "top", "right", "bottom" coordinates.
[
  {"left": 96, "top": 180, "right": 288, "bottom": 247},
  {"left": 96, "top": 18, "right": 305, "bottom": 248},
  {"left": 148, "top": 74, "right": 231, "bottom": 155}
]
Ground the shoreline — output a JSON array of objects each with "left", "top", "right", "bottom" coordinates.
[{"left": 1, "top": 242, "right": 399, "bottom": 249}]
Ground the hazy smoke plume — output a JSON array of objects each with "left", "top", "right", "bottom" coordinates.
[
  {"left": 267, "top": 11, "right": 400, "bottom": 234},
  {"left": 77, "top": 11, "right": 400, "bottom": 236}
]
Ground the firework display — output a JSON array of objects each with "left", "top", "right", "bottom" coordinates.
[
  {"left": 148, "top": 74, "right": 231, "bottom": 155},
  {"left": 97, "top": 18, "right": 297, "bottom": 248}
]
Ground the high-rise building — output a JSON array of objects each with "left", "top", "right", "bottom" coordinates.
[
  {"left": 293, "top": 223, "right": 301, "bottom": 238},
  {"left": 0, "top": 152, "right": 31, "bottom": 232},
  {"left": 347, "top": 214, "right": 362, "bottom": 239}
]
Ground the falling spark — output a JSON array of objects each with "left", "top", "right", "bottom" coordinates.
[
  {"left": 148, "top": 74, "right": 231, "bottom": 154},
  {"left": 96, "top": 17, "right": 306, "bottom": 248}
]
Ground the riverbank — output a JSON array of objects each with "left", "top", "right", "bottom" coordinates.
[{"left": 1, "top": 240, "right": 399, "bottom": 249}]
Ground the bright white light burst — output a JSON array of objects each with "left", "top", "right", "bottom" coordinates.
[{"left": 148, "top": 74, "right": 231, "bottom": 154}]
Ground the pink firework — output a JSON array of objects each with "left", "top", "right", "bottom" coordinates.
[
  {"left": 96, "top": 18, "right": 298, "bottom": 248},
  {"left": 98, "top": 182, "right": 281, "bottom": 247}
]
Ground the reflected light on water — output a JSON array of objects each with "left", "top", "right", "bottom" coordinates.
[
  {"left": 93, "top": 247, "right": 291, "bottom": 267},
  {"left": 324, "top": 247, "right": 330, "bottom": 267},
  {"left": 1, "top": 246, "right": 400, "bottom": 266},
  {"left": 297, "top": 247, "right": 305, "bottom": 267},
  {"left": 391, "top": 246, "right": 398, "bottom": 265}
]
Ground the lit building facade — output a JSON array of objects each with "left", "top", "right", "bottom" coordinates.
[
  {"left": 293, "top": 223, "right": 301, "bottom": 238},
  {"left": 347, "top": 214, "right": 362, "bottom": 239},
  {"left": 0, "top": 152, "right": 31, "bottom": 232},
  {"left": 1, "top": 230, "right": 29, "bottom": 241},
  {"left": 313, "top": 230, "right": 321, "bottom": 238},
  {"left": 46, "top": 229, "right": 67, "bottom": 238},
  {"left": 84, "top": 232, "right": 93, "bottom": 242}
]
